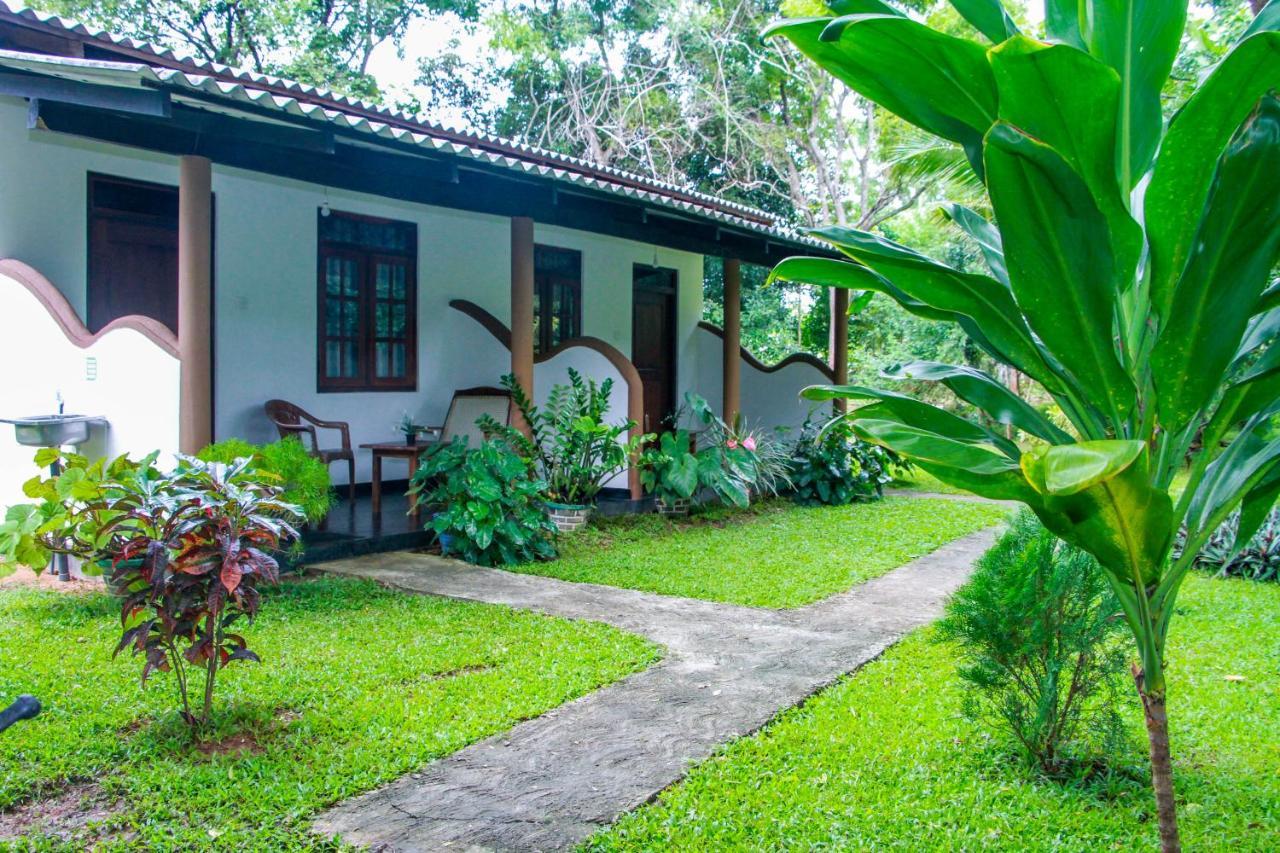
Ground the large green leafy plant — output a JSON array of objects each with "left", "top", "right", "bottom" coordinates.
[
  {"left": 409, "top": 437, "right": 558, "bottom": 566},
  {"left": 485, "top": 370, "right": 648, "bottom": 507},
  {"left": 766, "top": 3, "right": 1279, "bottom": 849}
]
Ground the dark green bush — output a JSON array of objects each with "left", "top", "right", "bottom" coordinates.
[
  {"left": 787, "top": 416, "right": 901, "bottom": 506},
  {"left": 197, "top": 437, "right": 334, "bottom": 524},
  {"left": 1175, "top": 506, "right": 1280, "bottom": 582},
  {"left": 409, "top": 438, "right": 557, "bottom": 567},
  {"left": 936, "top": 510, "right": 1128, "bottom": 776}
]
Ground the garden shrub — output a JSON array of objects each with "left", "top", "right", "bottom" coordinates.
[
  {"left": 1175, "top": 506, "right": 1280, "bottom": 582},
  {"left": 788, "top": 415, "right": 900, "bottom": 506},
  {"left": 410, "top": 437, "right": 558, "bottom": 566},
  {"left": 198, "top": 437, "right": 335, "bottom": 524},
  {"left": 4, "top": 451, "right": 302, "bottom": 727},
  {"left": 483, "top": 370, "right": 646, "bottom": 507},
  {"left": 937, "top": 510, "right": 1128, "bottom": 776}
]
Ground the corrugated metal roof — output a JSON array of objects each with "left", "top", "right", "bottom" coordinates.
[{"left": 0, "top": 1, "right": 824, "bottom": 251}]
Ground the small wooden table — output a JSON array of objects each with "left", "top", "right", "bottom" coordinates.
[{"left": 359, "top": 439, "right": 438, "bottom": 517}]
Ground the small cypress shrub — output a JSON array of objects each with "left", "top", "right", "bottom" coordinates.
[{"left": 936, "top": 510, "right": 1128, "bottom": 776}]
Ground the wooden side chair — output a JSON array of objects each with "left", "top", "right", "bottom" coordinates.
[
  {"left": 263, "top": 399, "right": 356, "bottom": 501},
  {"left": 422, "top": 387, "right": 513, "bottom": 446}
]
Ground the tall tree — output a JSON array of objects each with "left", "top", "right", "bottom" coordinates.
[{"left": 45, "top": 0, "right": 478, "bottom": 99}]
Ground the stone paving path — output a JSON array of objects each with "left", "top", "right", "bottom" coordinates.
[{"left": 313, "top": 526, "right": 998, "bottom": 851}]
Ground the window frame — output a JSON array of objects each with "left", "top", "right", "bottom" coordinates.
[
  {"left": 533, "top": 244, "right": 583, "bottom": 355},
  {"left": 316, "top": 209, "right": 418, "bottom": 393}
]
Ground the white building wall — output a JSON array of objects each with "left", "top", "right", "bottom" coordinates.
[
  {"left": 0, "top": 99, "right": 707, "bottom": 486},
  {"left": 0, "top": 269, "right": 179, "bottom": 508},
  {"left": 692, "top": 325, "right": 832, "bottom": 436},
  {"left": 0, "top": 96, "right": 178, "bottom": 315}
]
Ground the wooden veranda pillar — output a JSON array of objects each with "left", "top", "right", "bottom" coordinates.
[
  {"left": 510, "top": 216, "right": 535, "bottom": 436},
  {"left": 830, "top": 287, "right": 849, "bottom": 412},
  {"left": 722, "top": 257, "right": 742, "bottom": 423},
  {"left": 178, "top": 155, "right": 213, "bottom": 454}
]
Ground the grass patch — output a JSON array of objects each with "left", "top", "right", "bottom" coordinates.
[
  {"left": 0, "top": 576, "right": 658, "bottom": 849},
  {"left": 585, "top": 573, "right": 1280, "bottom": 851},
  {"left": 512, "top": 497, "right": 1008, "bottom": 608},
  {"left": 889, "top": 468, "right": 971, "bottom": 495}
]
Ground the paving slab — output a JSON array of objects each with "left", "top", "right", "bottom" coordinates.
[{"left": 313, "top": 526, "right": 998, "bottom": 851}]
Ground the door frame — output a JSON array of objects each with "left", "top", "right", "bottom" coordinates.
[{"left": 631, "top": 263, "right": 679, "bottom": 432}]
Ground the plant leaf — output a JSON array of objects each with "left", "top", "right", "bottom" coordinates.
[
  {"left": 948, "top": 0, "right": 1019, "bottom": 43},
  {"left": 1152, "top": 95, "right": 1280, "bottom": 433},
  {"left": 847, "top": 417, "right": 1037, "bottom": 502},
  {"left": 1146, "top": 32, "right": 1280, "bottom": 321},
  {"left": 984, "top": 123, "right": 1136, "bottom": 419},
  {"left": 806, "top": 226, "right": 1063, "bottom": 389},
  {"left": 804, "top": 384, "right": 1016, "bottom": 455},
  {"left": 764, "top": 15, "right": 996, "bottom": 176},
  {"left": 1078, "top": 0, "right": 1188, "bottom": 188},
  {"left": 988, "top": 37, "right": 1142, "bottom": 280},
  {"left": 881, "top": 361, "right": 1073, "bottom": 444},
  {"left": 1020, "top": 441, "right": 1172, "bottom": 586},
  {"left": 1044, "top": 0, "right": 1085, "bottom": 49},
  {"left": 940, "top": 203, "right": 1007, "bottom": 285}
]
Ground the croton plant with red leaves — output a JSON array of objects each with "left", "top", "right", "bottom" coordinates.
[{"left": 3, "top": 452, "right": 302, "bottom": 727}]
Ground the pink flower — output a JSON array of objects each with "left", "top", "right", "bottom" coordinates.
[
  {"left": 743, "top": 436, "right": 757, "bottom": 452},
  {"left": 726, "top": 438, "right": 739, "bottom": 450}
]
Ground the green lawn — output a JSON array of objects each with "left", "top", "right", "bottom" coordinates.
[
  {"left": 586, "top": 572, "right": 1280, "bottom": 851},
  {"left": 0, "top": 576, "right": 658, "bottom": 850},
  {"left": 510, "top": 497, "right": 1008, "bottom": 608},
  {"left": 889, "top": 467, "right": 971, "bottom": 495}
]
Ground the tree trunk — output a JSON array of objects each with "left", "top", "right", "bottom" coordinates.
[{"left": 1135, "top": 669, "right": 1181, "bottom": 852}]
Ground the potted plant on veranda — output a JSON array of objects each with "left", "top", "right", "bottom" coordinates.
[
  {"left": 766, "top": 5, "right": 1279, "bottom": 850},
  {"left": 483, "top": 370, "right": 650, "bottom": 532}
]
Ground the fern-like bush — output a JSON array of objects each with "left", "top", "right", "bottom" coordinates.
[
  {"left": 937, "top": 511, "right": 1128, "bottom": 776},
  {"left": 198, "top": 437, "right": 334, "bottom": 524}
]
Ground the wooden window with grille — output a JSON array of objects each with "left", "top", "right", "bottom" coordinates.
[
  {"left": 317, "top": 210, "right": 417, "bottom": 391},
  {"left": 533, "top": 244, "right": 582, "bottom": 355}
]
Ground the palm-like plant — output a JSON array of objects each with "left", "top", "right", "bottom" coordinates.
[{"left": 765, "top": 3, "right": 1279, "bottom": 850}]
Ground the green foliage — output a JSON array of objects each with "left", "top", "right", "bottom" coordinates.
[
  {"left": 44, "top": 0, "right": 480, "bottom": 100},
  {"left": 637, "top": 430, "right": 701, "bottom": 505},
  {"left": 679, "top": 393, "right": 793, "bottom": 506},
  {"left": 486, "top": 370, "right": 648, "bottom": 506},
  {"left": 513, "top": 496, "right": 1007, "bottom": 608},
  {"left": 1176, "top": 505, "right": 1280, "bottom": 582},
  {"left": 585, "top": 574, "right": 1280, "bottom": 850},
  {"left": 937, "top": 511, "right": 1129, "bottom": 775},
  {"left": 0, "top": 576, "right": 657, "bottom": 847},
  {"left": 197, "top": 437, "right": 335, "bottom": 524},
  {"left": 766, "top": 9, "right": 1280, "bottom": 838},
  {"left": 3, "top": 451, "right": 302, "bottom": 727},
  {"left": 788, "top": 414, "right": 903, "bottom": 505},
  {"left": 410, "top": 438, "right": 558, "bottom": 567}
]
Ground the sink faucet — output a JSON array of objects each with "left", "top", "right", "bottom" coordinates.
[{"left": 55, "top": 391, "right": 63, "bottom": 415}]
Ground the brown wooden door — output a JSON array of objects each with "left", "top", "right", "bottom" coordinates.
[
  {"left": 88, "top": 216, "right": 179, "bottom": 334},
  {"left": 87, "top": 175, "right": 181, "bottom": 334},
  {"left": 632, "top": 265, "right": 678, "bottom": 433}
]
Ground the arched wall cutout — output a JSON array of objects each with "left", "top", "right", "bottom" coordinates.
[
  {"left": 449, "top": 298, "right": 644, "bottom": 499},
  {"left": 696, "top": 321, "right": 835, "bottom": 381},
  {"left": 0, "top": 258, "right": 180, "bottom": 358}
]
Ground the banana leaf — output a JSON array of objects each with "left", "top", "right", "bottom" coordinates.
[
  {"left": 948, "top": 0, "right": 1018, "bottom": 43},
  {"left": 940, "top": 203, "right": 1008, "bottom": 285}
]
